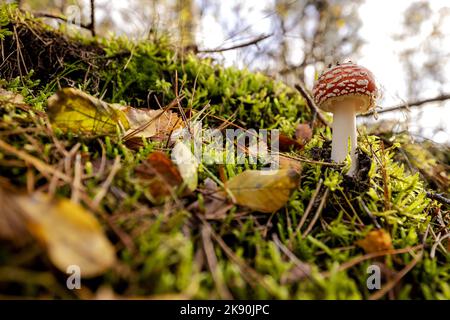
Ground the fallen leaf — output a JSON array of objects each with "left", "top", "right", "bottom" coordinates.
[
  {"left": 17, "top": 193, "right": 116, "bottom": 277},
  {"left": 48, "top": 88, "right": 129, "bottom": 135},
  {"left": 120, "top": 107, "right": 183, "bottom": 139},
  {"left": 48, "top": 88, "right": 184, "bottom": 142},
  {"left": 135, "top": 151, "right": 184, "bottom": 201},
  {"left": 295, "top": 123, "right": 313, "bottom": 145},
  {"left": 226, "top": 169, "right": 300, "bottom": 213},
  {"left": 356, "top": 229, "right": 393, "bottom": 253},
  {"left": 172, "top": 141, "right": 199, "bottom": 191},
  {"left": 279, "top": 134, "right": 304, "bottom": 152}
]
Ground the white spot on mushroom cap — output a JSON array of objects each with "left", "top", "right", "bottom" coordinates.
[{"left": 356, "top": 79, "right": 369, "bottom": 86}]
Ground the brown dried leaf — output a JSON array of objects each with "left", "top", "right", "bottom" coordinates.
[
  {"left": 278, "top": 134, "right": 304, "bottom": 152},
  {"left": 295, "top": 123, "right": 313, "bottom": 145},
  {"left": 120, "top": 107, "right": 183, "bottom": 139},
  {"left": 135, "top": 151, "right": 184, "bottom": 201},
  {"left": 356, "top": 229, "right": 393, "bottom": 253}
]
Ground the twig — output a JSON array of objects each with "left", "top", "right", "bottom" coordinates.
[
  {"left": 294, "top": 83, "right": 330, "bottom": 127},
  {"left": 0, "top": 139, "right": 71, "bottom": 183},
  {"left": 369, "top": 251, "right": 423, "bottom": 300},
  {"left": 71, "top": 153, "right": 82, "bottom": 204},
  {"left": 358, "top": 198, "right": 381, "bottom": 229},
  {"left": 272, "top": 234, "right": 312, "bottom": 281},
  {"left": 320, "top": 245, "right": 423, "bottom": 278},
  {"left": 33, "top": 12, "right": 92, "bottom": 31},
  {"left": 89, "top": 0, "right": 96, "bottom": 37},
  {"left": 426, "top": 192, "right": 450, "bottom": 206},
  {"left": 92, "top": 155, "right": 121, "bottom": 207},
  {"left": 197, "top": 34, "right": 272, "bottom": 53},
  {"left": 360, "top": 93, "right": 450, "bottom": 117},
  {"left": 292, "top": 179, "right": 323, "bottom": 240},
  {"left": 201, "top": 225, "right": 233, "bottom": 299},
  {"left": 430, "top": 233, "right": 450, "bottom": 259},
  {"left": 302, "top": 187, "right": 329, "bottom": 238}
]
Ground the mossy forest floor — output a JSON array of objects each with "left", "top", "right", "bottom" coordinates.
[{"left": 0, "top": 5, "right": 449, "bottom": 299}]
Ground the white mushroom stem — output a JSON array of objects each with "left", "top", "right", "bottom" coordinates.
[{"left": 331, "top": 101, "right": 358, "bottom": 175}]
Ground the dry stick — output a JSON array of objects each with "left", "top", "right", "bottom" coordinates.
[
  {"left": 0, "top": 139, "right": 71, "bottom": 183},
  {"left": 369, "top": 251, "right": 423, "bottom": 300},
  {"left": 360, "top": 93, "right": 450, "bottom": 117},
  {"left": 294, "top": 83, "right": 330, "bottom": 127},
  {"left": 71, "top": 153, "right": 82, "bottom": 204},
  {"left": 426, "top": 192, "right": 450, "bottom": 206},
  {"left": 302, "top": 188, "right": 330, "bottom": 238},
  {"left": 197, "top": 34, "right": 272, "bottom": 53},
  {"left": 272, "top": 234, "right": 313, "bottom": 282},
  {"left": 92, "top": 155, "right": 121, "bottom": 208},
  {"left": 201, "top": 225, "right": 233, "bottom": 299},
  {"left": 358, "top": 198, "right": 381, "bottom": 229},
  {"left": 320, "top": 245, "right": 423, "bottom": 278},
  {"left": 293, "top": 179, "right": 323, "bottom": 240},
  {"left": 33, "top": 12, "right": 92, "bottom": 31},
  {"left": 200, "top": 217, "right": 277, "bottom": 296},
  {"left": 89, "top": 0, "right": 96, "bottom": 37},
  {"left": 430, "top": 233, "right": 450, "bottom": 259}
]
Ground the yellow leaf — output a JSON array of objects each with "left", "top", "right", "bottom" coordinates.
[
  {"left": 47, "top": 88, "right": 129, "bottom": 135},
  {"left": 356, "top": 229, "right": 393, "bottom": 253},
  {"left": 226, "top": 169, "right": 300, "bottom": 213},
  {"left": 17, "top": 194, "right": 116, "bottom": 277}
]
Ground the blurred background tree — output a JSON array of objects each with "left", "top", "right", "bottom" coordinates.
[{"left": 5, "top": 0, "right": 450, "bottom": 143}]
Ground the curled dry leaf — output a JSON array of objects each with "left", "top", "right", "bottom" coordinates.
[
  {"left": 295, "top": 123, "right": 313, "bottom": 145},
  {"left": 356, "top": 229, "right": 393, "bottom": 253},
  {"left": 278, "top": 134, "right": 304, "bottom": 152},
  {"left": 47, "top": 88, "right": 130, "bottom": 135},
  {"left": 15, "top": 193, "right": 116, "bottom": 277},
  {"left": 226, "top": 169, "right": 301, "bottom": 213},
  {"left": 119, "top": 106, "right": 183, "bottom": 140},
  {"left": 135, "top": 151, "right": 184, "bottom": 201}
]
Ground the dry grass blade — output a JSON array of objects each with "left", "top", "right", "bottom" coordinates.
[
  {"left": 302, "top": 188, "right": 329, "bottom": 238},
  {"left": 0, "top": 139, "right": 71, "bottom": 183},
  {"left": 369, "top": 251, "right": 423, "bottom": 300},
  {"left": 201, "top": 225, "right": 233, "bottom": 299}
]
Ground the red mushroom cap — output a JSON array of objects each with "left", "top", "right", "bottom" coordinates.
[{"left": 312, "top": 62, "right": 378, "bottom": 114}]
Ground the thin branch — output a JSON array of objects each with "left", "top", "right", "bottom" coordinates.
[
  {"left": 360, "top": 94, "right": 450, "bottom": 117},
  {"left": 33, "top": 12, "right": 92, "bottom": 31},
  {"left": 89, "top": 0, "right": 96, "bottom": 37},
  {"left": 426, "top": 192, "right": 450, "bottom": 206},
  {"left": 197, "top": 34, "right": 272, "bottom": 53},
  {"left": 294, "top": 83, "right": 330, "bottom": 127},
  {"left": 302, "top": 187, "right": 330, "bottom": 238}
]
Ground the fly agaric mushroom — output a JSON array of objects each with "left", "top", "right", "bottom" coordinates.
[{"left": 312, "top": 62, "right": 378, "bottom": 175}]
